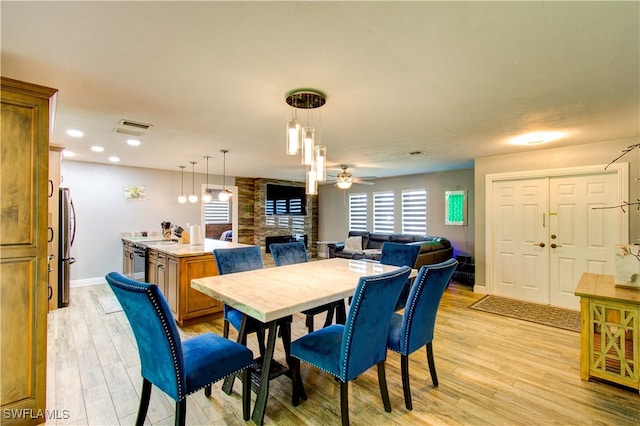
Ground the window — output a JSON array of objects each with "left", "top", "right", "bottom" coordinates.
[
  {"left": 348, "top": 193, "right": 368, "bottom": 231},
  {"left": 204, "top": 200, "right": 230, "bottom": 224},
  {"left": 373, "top": 191, "right": 394, "bottom": 233},
  {"left": 401, "top": 189, "right": 427, "bottom": 234}
]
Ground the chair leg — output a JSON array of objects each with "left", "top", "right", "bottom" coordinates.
[
  {"left": 376, "top": 361, "right": 392, "bottom": 413},
  {"left": 400, "top": 354, "right": 412, "bottom": 410},
  {"left": 340, "top": 381, "right": 349, "bottom": 426},
  {"left": 305, "top": 314, "right": 315, "bottom": 333},
  {"left": 204, "top": 384, "right": 212, "bottom": 397},
  {"left": 426, "top": 341, "right": 438, "bottom": 387},
  {"left": 223, "top": 318, "right": 230, "bottom": 339},
  {"left": 291, "top": 358, "right": 305, "bottom": 406},
  {"left": 241, "top": 367, "right": 251, "bottom": 421},
  {"left": 135, "top": 378, "right": 152, "bottom": 426},
  {"left": 175, "top": 399, "right": 186, "bottom": 426}
]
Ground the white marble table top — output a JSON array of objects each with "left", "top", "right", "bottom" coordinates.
[
  {"left": 123, "top": 236, "right": 247, "bottom": 257},
  {"left": 191, "top": 258, "right": 416, "bottom": 323}
]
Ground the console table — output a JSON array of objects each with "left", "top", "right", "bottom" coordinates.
[{"left": 575, "top": 273, "right": 640, "bottom": 392}]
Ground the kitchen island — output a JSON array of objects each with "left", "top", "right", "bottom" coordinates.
[{"left": 122, "top": 237, "right": 247, "bottom": 326}]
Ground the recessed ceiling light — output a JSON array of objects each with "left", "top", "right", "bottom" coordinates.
[
  {"left": 90, "top": 146, "right": 104, "bottom": 152},
  {"left": 62, "top": 150, "right": 75, "bottom": 158},
  {"left": 126, "top": 139, "right": 141, "bottom": 146},
  {"left": 108, "top": 156, "right": 120, "bottom": 162},
  {"left": 509, "top": 131, "right": 564, "bottom": 146},
  {"left": 66, "top": 129, "right": 84, "bottom": 138}
]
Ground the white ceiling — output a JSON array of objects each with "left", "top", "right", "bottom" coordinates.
[{"left": 2, "top": 1, "right": 638, "bottom": 182}]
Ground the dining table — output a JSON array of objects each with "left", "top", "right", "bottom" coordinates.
[{"left": 191, "top": 257, "right": 416, "bottom": 425}]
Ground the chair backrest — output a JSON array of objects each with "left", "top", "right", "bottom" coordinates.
[
  {"left": 379, "top": 242, "right": 421, "bottom": 268},
  {"left": 339, "top": 266, "right": 412, "bottom": 382},
  {"left": 400, "top": 258, "right": 458, "bottom": 354},
  {"left": 213, "top": 246, "right": 263, "bottom": 275},
  {"left": 270, "top": 241, "right": 308, "bottom": 266},
  {"left": 105, "top": 272, "right": 185, "bottom": 401}
]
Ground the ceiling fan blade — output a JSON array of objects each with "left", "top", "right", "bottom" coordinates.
[{"left": 353, "top": 180, "right": 375, "bottom": 186}]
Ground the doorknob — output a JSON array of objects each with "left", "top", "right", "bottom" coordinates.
[
  {"left": 533, "top": 242, "right": 545, "bottom": 247},
  {"left": 550, "top": 243, "right": 562, "bottom": 248}
]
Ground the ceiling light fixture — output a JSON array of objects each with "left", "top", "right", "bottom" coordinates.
[
  {"left": 285, "top": 88, "right": 327, "bottom": 194},
  {"left": 126, "top": 139, "right": 141, "bottom": 146},
  {"left": 66, "top": 129, "right": 84, "bottom": 138},
  {"left": 509, "top": 131, "right": 564, "bottom": 146},
  {"left": 218, "top": 149, "right": 232, "bottom": 202},
  {"left": 336, "top": 165, "right": 353, "bottom": 190},
  {"left": 108, "top": 156, "right": 120, "bottom": 163},
  {"left": 178, "top": 165, "right": 187, "bottom": 204},
  {"left": 202, "top": 155, "right": 212, "bottom": 203},
  {"left": 188, "top": 161, "right": 199, "bottom": 203},
  {"left": 90, "top": 146, "right": 104, "bottom": 152}
]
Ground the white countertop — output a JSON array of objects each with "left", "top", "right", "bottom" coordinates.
[{"left": 122, "top": 236, "right": 248, "bottom": 257}]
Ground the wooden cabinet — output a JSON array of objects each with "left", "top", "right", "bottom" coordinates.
[
  {"left": 163, "top": 253, "right": 221, "bottom": 326},
  {"left": 1, "top": 77, "right": 58, "bottom": 425},
  {"left": 147, "top": 248, "right": 167, "bottom": 295},
  {"left": 575, "top": 273, "right": 640, "bottom": 393},
  {"left": 48, "top": 145, "right": 64, "bottom": 311},
  {"left": 122, "top": 241, "right": 136, "bottom": 279}
]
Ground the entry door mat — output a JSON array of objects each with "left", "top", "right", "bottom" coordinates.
[
  {"left": 98, "top": 296, "right": 123, "bottom": 314},
  {"left": 468, "top": 295, "right": 580, "bottom": 332}
]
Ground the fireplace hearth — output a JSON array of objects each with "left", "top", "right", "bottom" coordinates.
[{"left": 265, "top": 235, "right": 308, "bottom": 253}]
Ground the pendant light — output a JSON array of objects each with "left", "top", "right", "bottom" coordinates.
[
  {"left": 285, "top": 89, "right": 326, "bottom": 166},
  {"left": 315, "top": 144, "right": 326, "bottom": 182},
  {"left": 188, "top": 161, "right": 199, "bottom": 203},
  {"left": 202, "top": 155, "right": 212, "bottom": 203},
  {"left": 178, "top": 165, "right": 187, "bottom": 204},
  {"left": 218, "top": 149, "right": 232, "bottom": 202},
  {"left": 286, "top": 109, "right": 300, "bottom": 155}
]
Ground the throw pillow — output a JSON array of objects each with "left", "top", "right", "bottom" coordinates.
[{"left": 343, "top": 236, "right": 363, "bottom": 254}]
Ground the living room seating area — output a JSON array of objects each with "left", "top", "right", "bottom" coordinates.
[{"left": 327, "top": 231, "right": 454, "bottom": 268}]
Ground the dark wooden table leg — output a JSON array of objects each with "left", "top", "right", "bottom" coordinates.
[{"left": 251, "top": 321, "right": 278, "bottom": 426}]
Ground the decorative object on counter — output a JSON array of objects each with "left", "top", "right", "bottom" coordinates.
[
  {"left": 161, "top": 221, "right": 172, "bottom": 240},
  {"left": 202, "top": 155, "right": 213, "bottom": 203},
  {"left": 218, "top": 149, "right": 232, "bottom": 201},
  {"left": 178, "top": 165, "right": 187, "bottom": 204},
  {"left": 188, "top": 161, "right": 199, "bottom": 203},
  {"left": 190, "top": 224, "right": 203, "bottom": 245},
  {"left": 123, "top": 185, "right": 148, "bottom": 202},
  {"left": 614, "top": 244, "right": 640, "bottom": 289}
]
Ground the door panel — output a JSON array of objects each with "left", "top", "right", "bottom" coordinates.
[
  {"left": 492, "top": 179, "right": 549, "bottom": 303},
  {"left": 549, "top": 173, "right": 618, "bottom": 309}
]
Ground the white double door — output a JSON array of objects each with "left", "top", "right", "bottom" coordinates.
[{"left": 491, "top": 169, "right": 624, "bottom": 310}]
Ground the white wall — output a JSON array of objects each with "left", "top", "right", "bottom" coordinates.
[
  {"left": 317, "top": 168, "right": 475, "bottom": 258},
  {"left": 474, "top": 137, "right": 639, "bottom": 291},
  {"left": 62, "top": 161, "right": 229, "bottom": 284}
]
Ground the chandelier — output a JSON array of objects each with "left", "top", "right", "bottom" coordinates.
[{"left": 285, "top": 88, "right": 327, "bottom": 195}]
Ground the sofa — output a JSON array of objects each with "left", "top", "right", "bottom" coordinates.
[{"left": 327, "top": 231, "right": 453, "bottom": 269}]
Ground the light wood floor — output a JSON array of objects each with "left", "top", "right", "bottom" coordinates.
[{"left": 46, "top": 282, "right": 640, "bottom": 425}]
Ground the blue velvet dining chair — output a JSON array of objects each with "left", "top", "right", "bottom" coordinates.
[
  {"left": 105, "top": 272, "right": 254, "bottom": 426},
  {"left": 386, "top": 258, "right": 458, "bottom": 410},
  {"left": 270, "top": 241, "right": 345, "bottom": 333},
  {"left": 213, "top": 246, "right": 268, "bottom": 356},
  {"left": 213, "top": 246, "right": 294, "bottom": 395},
  {"left": 290, "top": 266, "right": 412, "bottom": 426},
  {"left": 379, "top": 242, "right": 421, "bottom": 311}
]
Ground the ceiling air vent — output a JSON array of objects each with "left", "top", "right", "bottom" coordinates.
[
  {"left": 114, "top": 128, "right": 144, "bottom": 136},
  {"left": 119, "top": 119, "right": 152, "bottom": 130}
]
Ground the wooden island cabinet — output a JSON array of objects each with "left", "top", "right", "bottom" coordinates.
[
  {"left": 575, "top": 273, "right": 640, "bottom": 393},
  {"left": 122, "top": 238, "right": 247, "bottom": 326}
]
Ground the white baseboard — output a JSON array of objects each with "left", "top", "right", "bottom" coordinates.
[
  {"left": 473, "top": 284, "right": 487, "bottom": 294},
  {"left": 70, "top": 277, "right": 106, "bottom": 288},
  {"left": 70, "top": 272, "right": 144, "bottom": 288}
]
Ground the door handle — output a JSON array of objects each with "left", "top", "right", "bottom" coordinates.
[
  {"left": 550, "top": 243, "right": 562, "bottom": 248},
  {"left": 533, "top": 242, "right": 545, "bottom": 247}
]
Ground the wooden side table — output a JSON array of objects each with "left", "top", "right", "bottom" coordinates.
[{"left": 575, "top": 273, "right": 640, "bottom": 392}]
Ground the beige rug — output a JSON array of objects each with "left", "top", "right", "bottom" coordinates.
[{"left": 468, "top": 295, "right": 580, "bottom": 332}]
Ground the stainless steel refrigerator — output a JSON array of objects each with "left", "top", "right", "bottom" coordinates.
[{"left": 58, "top": 187, "right": 76, "bottom": 307}]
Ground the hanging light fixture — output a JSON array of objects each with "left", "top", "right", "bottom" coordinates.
[
  {"left": 188, "top": 161, "right": 199, "bottom": 203},
  {"left": 315, "top": 145, "right": 326, "bottom": 182},
  {"left": 285, "top": 89, "right": 326, "bottom": 164},
  {"left": 178, "top": 165, "right": 187, "bottom": 203},
  {"left": 218, "top": 149, "right": 232, "bottom": 202},
  {"left": 336, "top": 165, "right": 353, "bottom": 190},
  {"left": 202, "top": 155, "right": 212, "bottom": 203}
]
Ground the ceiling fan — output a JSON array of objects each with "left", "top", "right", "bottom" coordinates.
[{"left": 331, "top": 165, "right": 376, "bottom": 189}]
